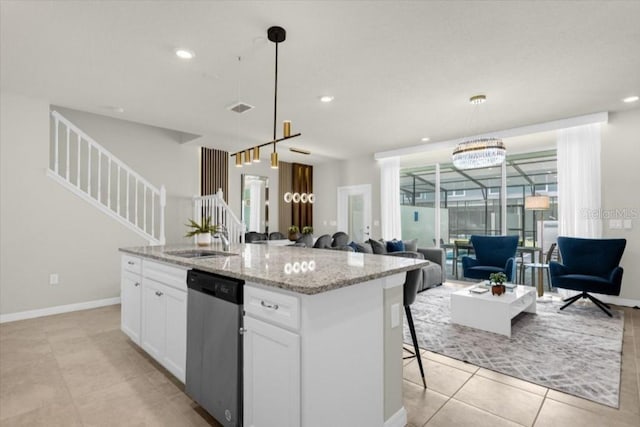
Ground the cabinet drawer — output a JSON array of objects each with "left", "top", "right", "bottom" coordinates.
[
  {"left": 122, "top": 254, "right": 142, "bottom": 274},
  {"left": 245, "top": 285, "right": 300, "bottom": 331},
  {"left": 142, "top": 259, "right": 187, "bottom": 292}
]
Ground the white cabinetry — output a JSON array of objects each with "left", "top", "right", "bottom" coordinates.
[
  {"left": 243, "top": 315, "right": 300, "bottom": 427},
  {"left": 120, "top": 255, "right": 142, "bottom": 344},
  {"left": 120, "top": 254, "right": 187, "bottom": 383}
]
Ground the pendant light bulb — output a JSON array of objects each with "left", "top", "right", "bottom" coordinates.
[
  {"left": 235, "top": 154, "right": 242, "bottom": 168},
  {"left": 271, "top": 151, "right": 278, "bottom": 169},
  {"left": 283, "top": 121, "right": 291, "bottom": 138},
  {"left": 244, "top": 150, "right": 252, "bottom": 164},
  {"left": 253, "top": 146, "right": 261, "bottom": 163}
]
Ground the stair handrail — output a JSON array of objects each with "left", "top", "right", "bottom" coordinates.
[
  {"left": 193, "top": 189, "right": 245, "bottom": 243},
  {"left": 49, "top": 110, "right": 165, "bottom": 245}
]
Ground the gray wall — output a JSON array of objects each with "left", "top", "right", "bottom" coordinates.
[
  {"left": 313, "top": 156, "right": 383, "bottom": 239},
  {"left": 0, "top": 94, "right": 199, "bottom": 315},
  {"left": 601, "top": 108, "right": 640, "bottom": 301}
]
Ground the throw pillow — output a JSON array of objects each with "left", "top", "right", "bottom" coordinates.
[
  {"left": 368, "top": 239, "right": 387, "bottom": 255},
  {"left": 386, "top": 239, "right": 405, "bottom": 253},
  {"left": 403, "top": 238, "right": 418, "bottom": 252},
  {"left": 347, "top": 241, "right": 359, "bottom": 252}
]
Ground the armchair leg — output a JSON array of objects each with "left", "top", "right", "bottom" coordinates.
[
  {"left": 560, "top": 293, "right": 583, "bottom": 310},
  {"left": 560, "top": 292, "right": 613, "bottom": 317},
  {"left": 405, "top": 306, "right": 426, "bottom": 388},
  {"left": 585, "top": 293, "right": 613, "bottom": 317}
]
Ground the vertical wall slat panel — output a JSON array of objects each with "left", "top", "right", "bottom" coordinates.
[{"left": 200, "top": 147, "right": 229, "bottom": 199}]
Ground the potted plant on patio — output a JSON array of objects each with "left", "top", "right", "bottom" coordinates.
[
  {"left": 288, "top": 225, "right": 300, "bottom": 241},
  {"left": 185, "top": 216, "right": 218, "bottom": 246},
  {"left": 489, "top": 272, "right": 508, "bottom": 296}
]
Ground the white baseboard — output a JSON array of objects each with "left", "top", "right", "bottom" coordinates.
[
  {"left": 0, "top": 297, "right": 121, "bottom": 324},
  {"left": 384, "top": 406, "right": 407, "bottom": 427}
]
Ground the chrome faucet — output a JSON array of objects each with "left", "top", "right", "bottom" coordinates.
[{"left": 216, "top": 224, "right": 230, "bottom": 251}]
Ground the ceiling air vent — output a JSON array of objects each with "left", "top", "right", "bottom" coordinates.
[{"left": 227, "top": 102, "right": 254, "bottom": 114}]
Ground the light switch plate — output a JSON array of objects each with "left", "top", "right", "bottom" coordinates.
[{"left": 49, "top": 273, "right": 59, "bottom": 285}]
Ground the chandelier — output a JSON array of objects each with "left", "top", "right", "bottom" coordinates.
[
  {"left": 452, "top": 95, "right": 506, "bottom": 170},
  {"left": 452, "top": 138, "right": 506, "bottom": 169},
  {"left": 232, "top": 26, "right": 301, "bottom": 169}
]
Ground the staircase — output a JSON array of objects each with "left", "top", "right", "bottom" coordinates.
[
  {"left": 48, "top": 110, "right": 166, "bottom": 245},
  {"left": 193, "top": 190, "right": 245, "bottom": 244}
]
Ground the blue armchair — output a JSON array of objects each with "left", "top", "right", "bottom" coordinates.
[
  {"left": 550, "top": 236, "right": 626, "bottom": 317},
  {"left": 461, "top": 235, "right": 518, "bottom": 282}
]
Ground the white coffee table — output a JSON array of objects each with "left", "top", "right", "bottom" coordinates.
[{"left": 450, "top": 284, "right": 537, "bottom": 338}]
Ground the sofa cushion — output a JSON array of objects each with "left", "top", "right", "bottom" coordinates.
[
  {"left": 420, "top": 263, "right": 443, "bottom": 292},
  {"left": 386, "top": 239, "right": 405, "bottom": 253},
  {"left": 368, "top": 239, "right": 387, "bottom": 254},
  {"left": 403, "top": 238, "right": 418, "bottom": 252},
  {"left": 353, "top": 242, "right": 373, "bottom": 253}
]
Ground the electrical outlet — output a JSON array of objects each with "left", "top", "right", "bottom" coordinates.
[{"left": 49, "top": 273, "right": 59, "bottom": 285}]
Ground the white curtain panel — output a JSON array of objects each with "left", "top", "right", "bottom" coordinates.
[
  {"left": 249, "top": 180, "right": 263, "bottom": 232},
  {"left": 557, "top": 123, "right": 602, "bottom": 238},
  {"left": 379, "top": 157, "right": 401, "bottom": 240}
]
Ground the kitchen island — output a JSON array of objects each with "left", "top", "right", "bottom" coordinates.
[{"left": 119, "top": 242, "right": 429, "bottom": 427}]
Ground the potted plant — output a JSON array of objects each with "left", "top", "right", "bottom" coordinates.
[
  {"left": 301, "top": 226, "right": 313, "bottom": 235},
  {"left": 489, "top": 272, "right": 508, "bottom": 296},
  {"left": 288, "top": 225, "right": 300, "bottom": 241},
  {"left": 185, "top": 216, "right": 217, "bottom": 246}
]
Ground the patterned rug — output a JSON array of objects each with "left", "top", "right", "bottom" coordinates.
[{"left": 403, "top": 283, "right": 624, "bottom": 407}]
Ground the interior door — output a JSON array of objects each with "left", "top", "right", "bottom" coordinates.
[{"left": 337, "top": 185, "right": 372, "bottom": 242}]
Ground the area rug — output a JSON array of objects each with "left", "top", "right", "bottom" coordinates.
[{"left": 403, "top": 283, "right": 624, "bottom": 407}]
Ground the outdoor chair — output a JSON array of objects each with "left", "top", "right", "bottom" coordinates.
[{"left": 550, "top": 236, "right": 626, "bottom": 317}]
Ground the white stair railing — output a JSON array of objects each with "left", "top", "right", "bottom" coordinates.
[
  {"left": 48, "top": 110, "right": 165, "bottom": 245},
  {"left": 193, "top": 189, "right": 245, "bottom": 244}
]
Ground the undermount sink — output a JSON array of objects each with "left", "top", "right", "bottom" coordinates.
[{"left": 165, "top": 249, "right": 234, "bottom": 259}]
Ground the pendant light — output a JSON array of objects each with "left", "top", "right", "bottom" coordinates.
[{"left": 231, "top": 25, "right": 302, "bottom": 169}]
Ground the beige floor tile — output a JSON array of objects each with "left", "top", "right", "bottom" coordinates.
[
  {"left": 425, "top": 398, "right": 522, "bottom": 427},
  {"left": 475, "top": 367, "right": 547, "bottom": 396},
  {"left": 57, "top": 348, "right": 146, "bottom": 399},
  {"left": 0, "top": 353, "right": 72, "bottom": 421},
  {"left": 0, "top": 336, "right": 52, "bottom": 375},
  {"left": 546, "top": 389, "right": 640, "bottom": 426},
  {"left": 404, "top": 358, "right": 473, "bottom": 397},
  {"left": 454, "top": 375, "right": 544, "bottom": 426},
  {"left": 0, "top": 402, "right": 82, "bottom": 427},
  {"left": 423, "top": 350, "right": 480, "bottom": 374},
  {"left": 145, "top": 367, "right": 185, "bottom": 398},
  {"left": 0, "top": 318, "right": 45, "bottom": 342},
  {"left": 403, "top": 379, "right": 449, "bottom": 427},
  {"left": 74, "top": 375, "right": 168, "bottom": 426},
  {"left": 167, "top": 393, "right": 223, "bottom": 427},
  {"left": 535, "top": 397, "right": 639, "bottom": 427}
]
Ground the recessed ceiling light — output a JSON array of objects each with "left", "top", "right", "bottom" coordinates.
[
  {"left": 421, "top": 137, "right": 430, "bottom": 142},
  {"left": 175, "top": 49, "right": 195, "bottom": 60},
  {"left": 319, "top": 95, "right": 334, "bottom": 103},
  {"left": 622, "top": 95, "right": 639, "bottom": 103}
]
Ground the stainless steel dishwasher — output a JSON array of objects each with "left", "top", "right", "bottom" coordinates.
[{"left": 185, "top": 269, "right": 244, "bottom": 427}]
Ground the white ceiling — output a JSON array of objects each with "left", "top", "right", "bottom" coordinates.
[{"left": 2, "top": 1, "right": 639, "bottom": 164}]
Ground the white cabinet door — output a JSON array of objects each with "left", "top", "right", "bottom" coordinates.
[
  {"left": 243, "top": 316, "right": 300, "bottom": 427},
  {"left": 141, "top": 278, "right": 166, "bottom": 362},
  {"left": 121, "top": 271, "right": 142, "bottom": 344},
  {"left": 162, "top": 284, "right": 187, "bottom": 383}
]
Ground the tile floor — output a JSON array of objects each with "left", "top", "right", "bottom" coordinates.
[{"left": 1, "top": 303, "right": 638, "bottom": 426}]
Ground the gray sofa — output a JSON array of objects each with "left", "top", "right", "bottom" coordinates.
[{"left": 355, "top": 238, "right": 446, "bottom": 292}]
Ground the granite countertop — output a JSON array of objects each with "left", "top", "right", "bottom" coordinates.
[{"left": 120, "top": 242, "right": 429, "bottom": 295}]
